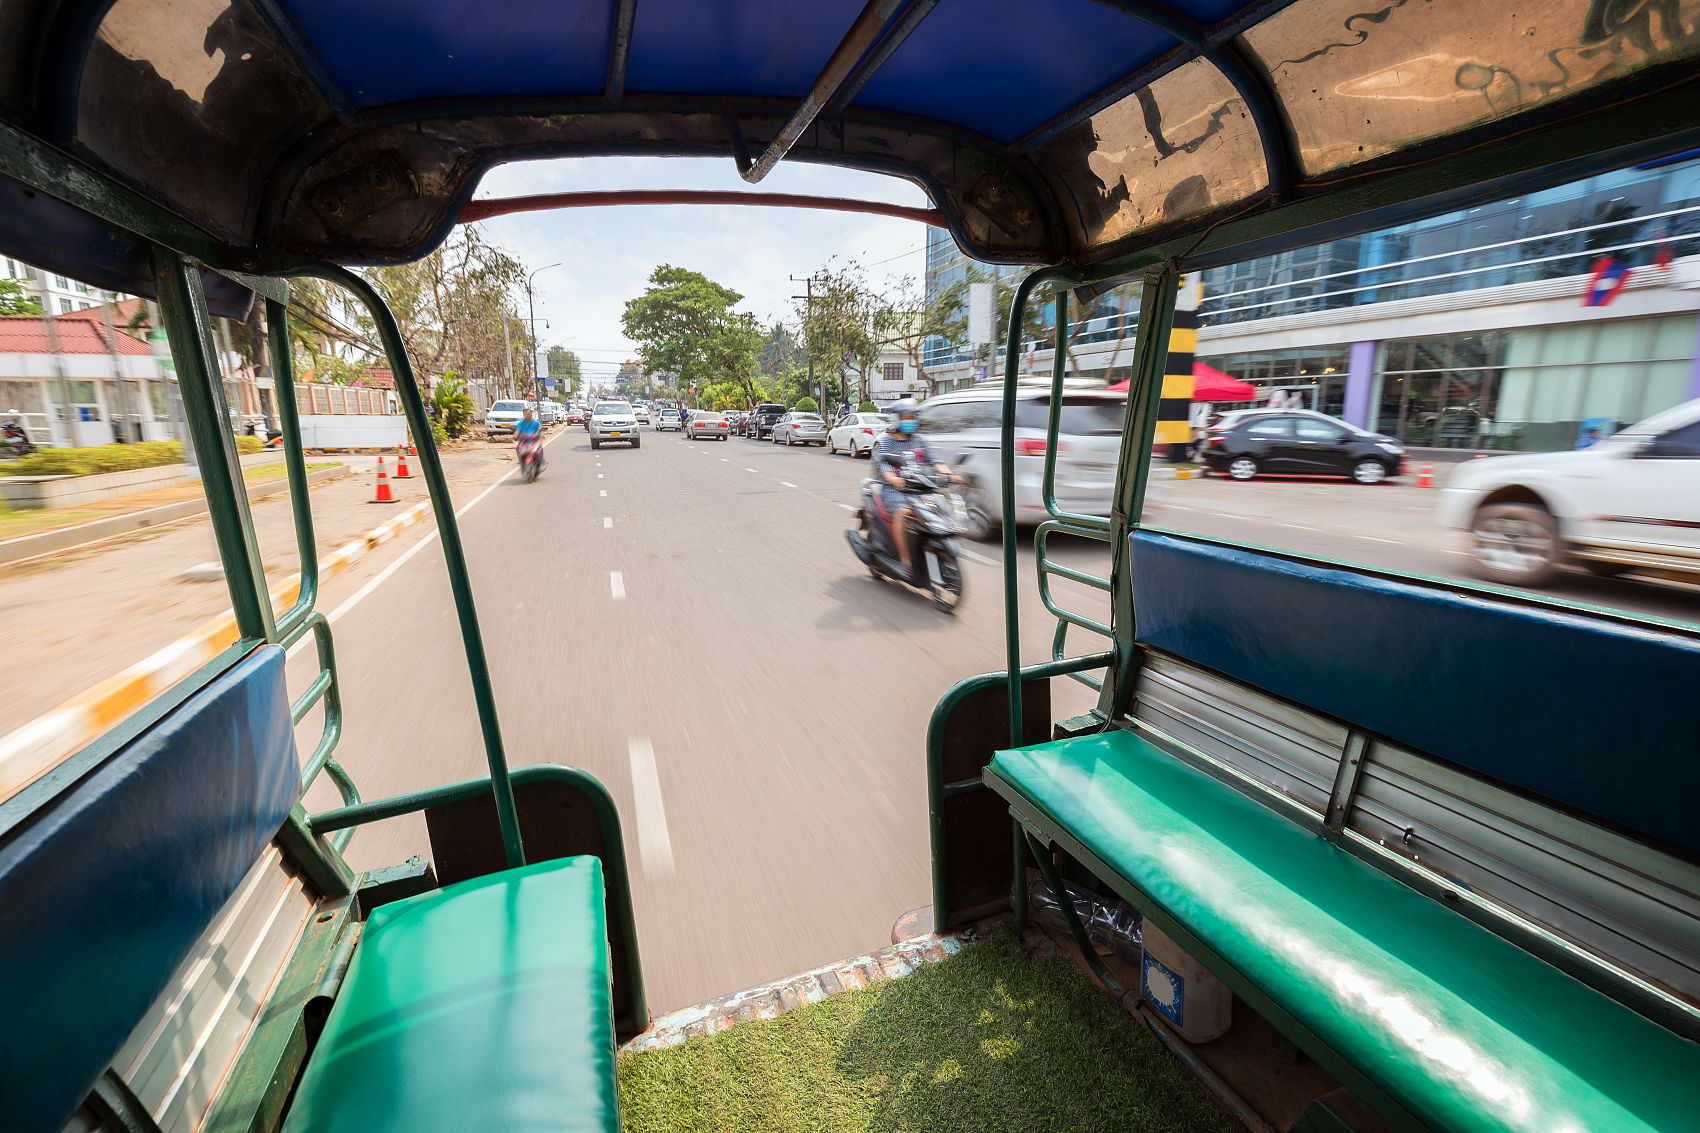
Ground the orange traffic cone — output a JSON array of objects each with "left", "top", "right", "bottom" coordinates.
[
  {"left": 394, "top": 444, "right": 413, "bottom": 478},
  {"left": 1416, "top": 463, "right": 1434, "bottom": 488},
  {"left": 370, "top": 456, "right": 397, "bottom": 503},
  {"left": 1400, "top": 457, "right": 1410, "bottom": 475},
  {"left": 408, "top": 439, "right": 418, "bottom": 457}
]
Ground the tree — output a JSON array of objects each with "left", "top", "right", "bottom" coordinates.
[
  {"left": 0, "top": 277, "right": 42, "bottom": 316},
  {"left": 621, "top": 265, "right": 762, "bottom": 401},
  {"left": 429, "top": 373, "right": 477, "bottom": 439},
  {"left": 547, "top": 346, "right": 581, "bottom": 397},
  {"left": 879, "top": 274, "right": 966, "bottom": 398},
  {"left": 797, "top": 261, "right": 882, "bottom": 406}
]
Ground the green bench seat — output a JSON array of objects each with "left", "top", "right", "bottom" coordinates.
[
  {"left": 985, "top": 731, "right": 1700, "bottom": 1133},
  {"left": 282, "top": 856, "right": 619, "bottom": 1133}
]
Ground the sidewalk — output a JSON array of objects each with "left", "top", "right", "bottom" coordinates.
[{"left": 0, "top": 443, "right": 518, "bottom": 726}]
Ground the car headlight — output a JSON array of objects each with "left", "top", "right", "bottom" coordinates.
[{"left": 1375, "top": 442, "right": 1402, "bottom": 455}]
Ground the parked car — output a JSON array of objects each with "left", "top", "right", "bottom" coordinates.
[
  {"left": 1200, "top": 412, "right": 1404, "bottom": 484},
  {"left": 1437, "top": 398, "right": 1700, "bottom": 587},
  {"left": 484, "top": 399, "right": 529, "bottom": 437},
  {"left": 746, "top": 402, "right": 787, "bottom": 439},
  {"left": 686, "top": 410, "right": 730, "bottom": 440},
  {"left": 919, "top": 387, "right": 1126, "bottom": 539},
  {"left": 772, "top": 412, "right": 827, "bottom": 446},
  {"left": 589, "top": 400, "right": 640, "bottom": 449},
  {"left": 656, "top": 408, "right": 682, "bottom": 432},
  {"left": 725, "top": 410, "right": 749, "bottom": 436},
  {"left": 828, "top": 412, "right": 889, "bottom": 457}
]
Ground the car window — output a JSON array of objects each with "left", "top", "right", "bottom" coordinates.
[
  {"left": 595, "top": 402, "right": 631, "bottom": 414},
  {"left": 1242, "top": 417, "right": 1294, "bottom": 437},
  {"left": 1294, "top": 418, "right": 1346, "bottom": 441},
  {"left": 491, "top": 400, "right": 525, "bottom": 412},
  {"left": 1647, "top": 419, "right": 1700, "bottom": 458},
  {"left": 1013, "top": 397, "right": 1125, "bottom": 435}
]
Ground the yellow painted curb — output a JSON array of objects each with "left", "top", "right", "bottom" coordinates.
[{"left": 0, "top": 500, "right": 435, "bottom": 802}]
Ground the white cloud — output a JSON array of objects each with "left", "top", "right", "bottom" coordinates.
[{"left": 469, "top": 156, "right": 932, "bottom": 378}]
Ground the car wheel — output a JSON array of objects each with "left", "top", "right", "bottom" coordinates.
[
  {"left": 828, "top": 438, "right": 837, "bottom": 454},
  {"left": 960, "top": 487, "right": 996, "bottom": 542},
  {"left": 591, "top": 439, "right": 600, "bottom": 449},
  {"left": 632, "top": 437, "right": 641, "bottom": 449},
  {"left": 785, "top": 432, "right": 794, "bottom": 446},
  {"left": 1227, "top": 455, "right": 1259, "bottom": 481},
  {"left": 1470, "top": 503, "right": 1559, "bottom": 586},
  {"left": 1351, "top": 459, "right": 1389, "bottom": 485}
]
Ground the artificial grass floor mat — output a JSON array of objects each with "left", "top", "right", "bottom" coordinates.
[{"left": 618, "top": 930, "right": 1239, "bottom": 1133}]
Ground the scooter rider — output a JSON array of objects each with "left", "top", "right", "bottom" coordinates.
[
  {"left": 873, "top": 399, "right": 955, "bottom": 577},
  {"left": 515, "top": 406, "right": 542, "bottom": 465}
]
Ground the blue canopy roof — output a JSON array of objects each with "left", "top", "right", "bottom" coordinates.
[{"left": 1, "top": 0, "right": 1698, "bottom": 298}]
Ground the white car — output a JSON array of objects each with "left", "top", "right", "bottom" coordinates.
[
  {"left": 1437, "top": 398, "right": 1700, "bottom": 587},
  {"left": 589, "top": 400, "right": 641, "bottom": 449},
  {"left": 484, "top": 399, "right": 529, "bottom": 436},
  {"left": 828, "top": 412, "right": 890, "bottom": 457},
  {"left": 635, "top": 406, "right": 652, "bottom": 425}
]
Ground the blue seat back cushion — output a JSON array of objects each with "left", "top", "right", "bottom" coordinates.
[
  {"left": 0, "top": 645, "right": 301, "bottom": 1133},
  {"left": 1130, "top": 531, "right": 1700, "bottom": 856}
]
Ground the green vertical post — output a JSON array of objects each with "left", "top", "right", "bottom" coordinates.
[
  {"left": 1097, "top": 266, "right": 1178, "bottom": 722},
  {"left": 317, "top": 265, "right": 526, "bottom": 871},
  {"left": 150, "top": 250, "right": 275, "bottom": 642},
  {"left": 265, "top": 297, "right": 321, "bottom": 640}
]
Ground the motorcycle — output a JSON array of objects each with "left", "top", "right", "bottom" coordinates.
[
  {"left": 3, "top": 418, "right": 35, "bottom": 458},
  {"left": 517, "top": 433, "right": 544, "bottom": 482},
  {"left": 846, "top": 457, "right": 966, "bottom": 613}
]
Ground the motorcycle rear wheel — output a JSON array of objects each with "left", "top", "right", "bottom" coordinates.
[{"left": 928, "top": 547, "right": 964, "bottom": 614}]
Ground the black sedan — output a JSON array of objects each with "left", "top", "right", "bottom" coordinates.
[{"left": 1201, "top": 413, "right": 1404, "bottom": 484}]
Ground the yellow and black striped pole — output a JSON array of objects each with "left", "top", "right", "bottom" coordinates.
[{"left": 1155, "top": 275, "right": 1201, "bottom": 461}]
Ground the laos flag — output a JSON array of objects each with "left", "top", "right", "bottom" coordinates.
[{"left": 1583, "top": 256, "right": 1632, "bottom": 306}]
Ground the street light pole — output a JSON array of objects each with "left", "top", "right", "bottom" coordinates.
[{"left": 525, "top": 262, "right": 560, "bottom": 402}]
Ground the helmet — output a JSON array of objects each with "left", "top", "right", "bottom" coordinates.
[{"left": 888, "top": 398, "right": 920, "bottom": 417}]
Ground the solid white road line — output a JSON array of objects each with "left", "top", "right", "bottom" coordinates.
[
  {"left": 627, "top": 736, "right": 675, "bottom": 880},
  {"left": 780, "top": 481, "right": 797, "bottom": 488},
  {"left": 604, "top": 517, "right": 613, "bottom": 528},
  {"left": 610, "top": 570, "right": 626, "bottom": 600},
  {"left": 961, "top": 549, "right": 1000, "bottom": 567}
]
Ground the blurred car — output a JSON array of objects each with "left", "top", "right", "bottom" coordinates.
[
  {"left": 564, "top": 408, "right": 584, "bottom": 425},
  {"left": 686, "top": 410, "right": 730, "bottom": 440},
  {"left": 589, "top": 400, "right": 640, "bottom": 449},
  {"left": 772, "top": 412, "right": 827, "bottom": 446},
  {"left": 656, "top": 408, "right": 682, "bottom": 432},
  {"left": 635, "top": 406, "right": 652, "bottom": 425},
  {"left": 1200, "top": 412, "right": 1403, "bottom": 484},
  {"left": 828, "top": 412, "right": 889, "bottom": 457},
  {"left": 484, "top": 399, "right": 529, "bottom": 437},
  {"left": 1438, "top": 398, "right": 1700, "bottom": 587},
  {"left": 726, "top": 410, "right": 749, "bottom": 435},
  {"left": 919, "top": 387, "right": 1126, "bottom": 539},
  {"left": 746, "top": 402, "right": 787, "bottom": 439}
]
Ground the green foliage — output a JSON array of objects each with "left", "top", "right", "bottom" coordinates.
[
  {"left": 1, "top": 441, "right": 184, "bottom": 477},
  {"left": 546, "top": 345, "right": 582, "bottom": 391},
  {"left": 429, "top": 373, "right": 478, "bottom": 437},
  {"left": 619, "top": 930, "right": 1234, "bottom": 1133},
  {"left": 0, "top": 277, "right": 42, "bottom": 316},
  {"left": 793, "top": 396, "right": 818, "bottom": 413},
  {"left": 621, "top": 266, "right": 762, "bottom": 399},
  {"left": 234, "top": 435, "right": 264, "bottom": 454},
  {"left": 858, "top": 400, "right": 877, "bottom": 413},
  {"left": 701, "top": 380, "right": 746, "bottom": 411}
]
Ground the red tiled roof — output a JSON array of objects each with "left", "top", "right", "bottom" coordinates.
[{"left": 0, "top": 315, "right": 154, "bottom": 356}]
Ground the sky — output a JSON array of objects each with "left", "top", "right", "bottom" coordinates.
[{"left": 469, "top": 156, "right": 934, "bottom": 385}]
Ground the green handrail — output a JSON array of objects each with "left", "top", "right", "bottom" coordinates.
[
  {"left": 266, "top": 296, "right": 323, "bottom": 643},
  {"left": 1038, "top": 288, "right": 1112, "bottom": 535}
]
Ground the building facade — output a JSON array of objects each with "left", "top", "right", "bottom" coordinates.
[{"left": 923, "top": 155, "right": 1700, "bottom": 452}]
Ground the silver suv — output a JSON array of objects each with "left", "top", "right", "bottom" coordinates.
[
  {"left": 918, "top": 386, "right": 1125, "bottom": 539},
  {"left": 590, "top": 400, "right": 640, "bottom": 449}
]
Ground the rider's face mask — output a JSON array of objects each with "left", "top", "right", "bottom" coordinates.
[{"left": 897, "top": 418, "right": 919, "bottom": 436}]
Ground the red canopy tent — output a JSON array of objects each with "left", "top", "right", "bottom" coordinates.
[{"left": 1107, "top": 362, "right": 1257, "bottom": 401}]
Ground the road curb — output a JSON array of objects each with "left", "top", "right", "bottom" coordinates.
[
  {"left": 0, "top": 463, "right": 351, "bottom": 568},
  {"left": 0, "top": 498, "right": 433, "bottom": 802}
]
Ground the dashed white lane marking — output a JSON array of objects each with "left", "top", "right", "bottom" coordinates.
[
  {"left": 627, "top": 736, "right": 674, "bottom": 880},
  {"left": 610, "top": 570, "right": 626, "bottom": 600},
  {"left": 597, "top": 473, "right": 604, "bottom": 478},
  {"left": 780, "top": 481, "right": 798, "bottom": 488},
  {"left": 837, "top": 503, "right": 855, "bottom": 511},
  {"left": 604, "top": 517, "right": 613, "bottom": 529},
  {"left": 1358, "top": 535, "right": 1402, "bottom": 544},
  {"left": 720, "top": 458, "right": 729, "bottom": 462},
  {"left": 600, "top": 489, "right": 606, "bottom": 496},
  {"left": 1281, "top": 522, "right": 1320, "bottom": 532},
  {"left": 744, "top": 467, "right": 758, "bottom": 473},
  {"left": 961, "top": 549, "right": 999, "bottom": 567}
]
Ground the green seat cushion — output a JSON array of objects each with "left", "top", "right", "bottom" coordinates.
[
  {"left": 282, "top": 856, "right": 618, "bottom": 1133},
  {"left": 986, "top": 731, "right": 1700, "bottom": 1133}
]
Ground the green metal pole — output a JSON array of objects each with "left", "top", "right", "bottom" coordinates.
[
  {"left": 314, "top": 265, "right": 527, "bottom": 871},
  {"left": 1096, "top": 267, "right": 1178, "bottom": 722},
  {"left": 264, "top": 297, "right": 322, "bottom": 640},
  {"left": 150, "top": 249, "right": 275, "bottom": 642}
]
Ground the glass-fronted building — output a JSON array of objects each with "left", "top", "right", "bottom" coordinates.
[{"left": 923, "top": 154, "right": 1700, "bottom": 451}]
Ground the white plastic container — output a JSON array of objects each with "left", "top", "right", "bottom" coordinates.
[{"left": 1140, "top": 922, "right": 1232, "bottom": 1042}]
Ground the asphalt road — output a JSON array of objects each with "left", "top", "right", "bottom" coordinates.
[{"left": 290, "top": 425, "right": 1103, "bottom": 1015}]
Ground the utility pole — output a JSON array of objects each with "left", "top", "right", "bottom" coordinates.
[
  {"left": 525, "top": 263, "right": 560, "bottom": 402},
  {"left": 32, "top": 272, "right": 78, "bottom": 447},
  {"left": 500, "top": 315, "right": 514, "bottom": 399},
  {"left": 790, "top": 273, "right": 816, "bottom": 411}
]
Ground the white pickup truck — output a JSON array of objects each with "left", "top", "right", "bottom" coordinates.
[{"left": 1437, "top": 398, "right": 1700, "bottom": 587}]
